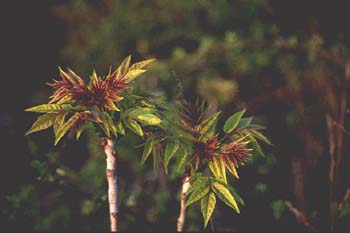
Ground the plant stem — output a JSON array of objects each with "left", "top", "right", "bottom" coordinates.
[
  {"left": 177, "top": 173, "right": 191, "bottom": 232},
  {"left": 101, "top": 138, "right": 118, "bottom": 232}
]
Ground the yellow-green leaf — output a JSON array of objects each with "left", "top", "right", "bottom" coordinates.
[
  {"left": 25, "top": 104, "right": 71, "bottom": 113},
  {"left": 212, "top": 182, "right": 240, "bottom": 213},
  {"left": 199, "top": 111, "right": 221, "bottom": 141},
  {"left": 53, "top": 112, "right": 67, "bottom": 137},
  {"left": 125, "top": 118, "right": 143, "bottom": 137},
  {"left": 117, "top": 55, "right": 131, "bottom": 75},
  {"left": 128, "top": 58, "right": 155, "bottom": 71},
  {"left": 164, "top": 141, "right": 179, "bottom": 173},
  {"left": 116, "top": 122, "right": 125, "bottom": 135},
  {"left": 135, "top": 114, "right": 161, "bottom": 125},
  {"left": 54, "top": 113, "right": 78, "bottom": 145},
  {"left": 102, "top": 113, "right": 117, "bottom": 136},
  {"left": 186, "top": 182, "right": 210, "bottom": 207},
  {"left": 209, "top": 156, "right": 227, "bottom": 183},
  {"left": 224, "top": 158, "right": 239, "bottom": 179},
  {"left": 25, "top": 113, "right": 56, "bottom": 135},
  {"left": 140, "top": 138, "right": 154, "bottom": 165},
  {"left": 124, "top": 69, "right": 146, "bottom": 82},
  {"left": 176, "top": 147, "right": 188, "bottom": 173},
  {"left": 201, "top": 192, "right": 216, "bottom": 228},
  {"left": 223, "top": 108, "right": 246, "bottom": 134}
]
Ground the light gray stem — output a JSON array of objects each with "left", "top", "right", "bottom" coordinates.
[
  {"left": 177, "top": 175, "right": 191, "bottom": 232},
  {"left": 101, "top": 138, "right": 118, "bottom": 232}
]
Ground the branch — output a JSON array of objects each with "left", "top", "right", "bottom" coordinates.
[
  {"left": 101, "top": 138, "right": 118, "bottom": 232},
  {"left": 285, "top": 201, "right": 316, "bottom": 233},
  {"left": 177, "top": 173, "right": 191, "bottom": 232}
]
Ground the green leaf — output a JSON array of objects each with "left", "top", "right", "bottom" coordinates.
[
  {"left": 212, "top": 182, "right": 240, "bottom": 213},
  {"left": 188, "top": 174, "right": 209, "bottom": 194},
  {"left": 103, "top": 113, "right": 117, "bottom": 136},
  {"left": 25, "top": 113, "right": 57, "bottom": 135},
  {"left": 201, "top": 192, "right": 216, "bottom": 228},
  {"left": 135, "top": 114, "right": 161, "bottom": 125},
  {"left": 124, "top": 69, "right": 146, "bottom": 82},
  {"left": 186, "top": 182, "right": 210, "bottom": 207},
  {"left": 209, "top": 156, "right": 227, "bottom": 183},
  {"left": 128, "top": 58, "right": 155, "bottom": 71},
  {"left": 223, "top": 108, "right": 246, "bottom": 134},
  {"left": 176, "top": 147, "right": 188, "bottom": 173},
  {"left": 163, "top": 141, "right": 179, "bottom": 173},
  {"left": 125, "top": 118, "right": 143, "bottom": 137},
  {"left": 140, "top": 138, "right": 154, "bottom": 165},
  {"left": 25, "top": 104, "right": 71, "bottom": 113},
  {"left": 54, "top": 113, "right": 78, "bottom": 145},
  {"left": 116, "top": 122, "right": 125, "bottom": 135},
  {"left": 199, "top": 111, "right": 221, "bottom": 141},
  {"left": 128, "top": 107, "right": 156, "bottom": 117},
  {"left": 237, "top": 117, "right": 253, "bottom": 128},
  {"left": 250, "top": 129, "right": 272, "bottom": 145},
  {"left": 117, "top": 55, "right": 131, "bottom": 75},
  {"left": 247, "top": 134, "right": 265, "bottom": 157}
]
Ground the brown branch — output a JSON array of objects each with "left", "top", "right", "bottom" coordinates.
[{"left": 285, "top": 201, "right": 317, "bottom": 233}]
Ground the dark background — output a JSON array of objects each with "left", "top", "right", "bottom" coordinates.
[{"left": 1, "top": 0, "right": 350, "bottom": 232}]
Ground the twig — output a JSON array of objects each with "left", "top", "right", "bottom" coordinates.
[{"left": 285, "top": 201, "right": 317, "bottom": 233}]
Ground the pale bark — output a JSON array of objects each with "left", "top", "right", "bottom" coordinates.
[
  {"left": 177, "top": 174, "right": 191, "bottom": 232},
  {"left": 101, "top": 138, "right": 118, "bottom": 232}
]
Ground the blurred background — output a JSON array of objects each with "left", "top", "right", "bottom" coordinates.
[{"left": 1, "top": 0, "right": 350, "bottom": 232}]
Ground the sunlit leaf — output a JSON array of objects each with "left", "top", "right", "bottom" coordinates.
[
  {"left": 54, "top": 113, "right": 79, "bottom": 145},
  {"left": 125, "top": 118, "right": 143, "bottom": 137},
  {"left": 25, "top": 104, "right": 71, "bottom": 113},
  {"left": 199, "top": 111, "right": 221, "bottom": 141},
  {"left": 223, "top": 108, "right": 246, "bottom": 133},
  {"left": 135, "top": 114, "right": 161, "bottom": 125},
  {"left": 116, "top": 55, "right": 131, "bottom": 75},
  {"left": 176, "top": 147, "right": 188, "bottom": 173},
  {"left": 186, "top": 181, "right": 210, "bottom": 207},
  {"left": 212, "top": 182, "right": 240, "bottom": 213},
  {"left": 201, "top": 192, "right": 216, "bottom": 228},
  {"left": 25, "top": 113, "right": 57, "bottom": 135},
  {"left": 53, "top": 112, "right": 67, "bottom": 137},
  {"left": 116, "top": 121, "right": 125, "bottom": 135},
  {"left": 128, "top": 58, "right": 155, "bottom": 71},
  {"left": 224, "top": 157, "right": 239, "bottom": 179},
  {"left": 124, "top": 69, "right": 147, "bottom": 82},
  {"left": 209, "top": 156, "right": 227, "bottom": 183}
]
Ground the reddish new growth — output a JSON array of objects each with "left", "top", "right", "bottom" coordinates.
[
  {"left": 178, "top": 100, "right": 207, "bottom": 130},
  {"left": 69, "top": 111, "right": 102, "bottom": 135},
  {"left": 221, "top": 139, "right": 252, "bottom": 166},
  {"left": 194, "top": 136, "right": 220, "bottom": 163},
  {"left": 49, "top": 68, "right": 127, "bottom": 111}
]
